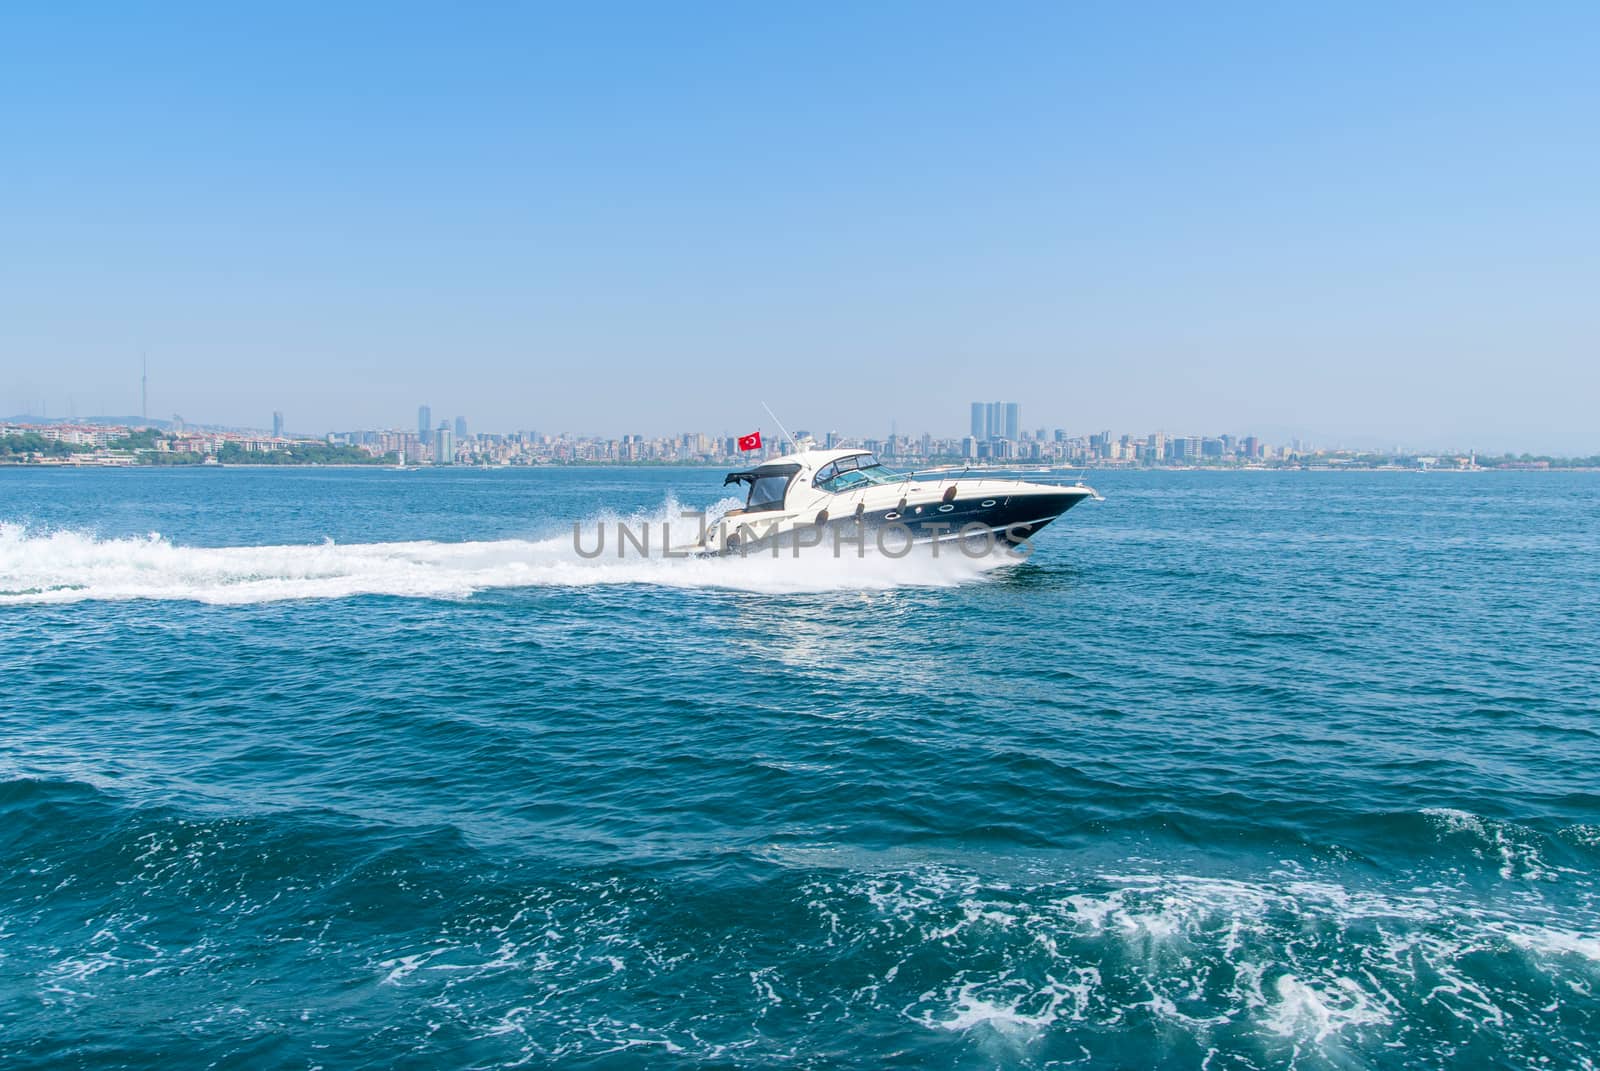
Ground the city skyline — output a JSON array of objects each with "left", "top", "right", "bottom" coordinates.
[
  {"left": 4, "top": 394, "right": 1589, "bottom": 465},
  {"left": 9, "top": 408, "right": 1587, "bottom": 471},
  {"left": 4, "top": 351, "right": 1597, "bottom": 456}
]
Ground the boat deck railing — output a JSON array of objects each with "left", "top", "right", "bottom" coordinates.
[{"left": 895, "top": 464, "right": 1097, "bottom": 490}]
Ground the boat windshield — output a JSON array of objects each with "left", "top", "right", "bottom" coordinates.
[
  {"left": 812, "top": 454, "right": 904, "bottom": 493},
  {"left": 746, "top": 474, "right": 793, "bottom": 511}
]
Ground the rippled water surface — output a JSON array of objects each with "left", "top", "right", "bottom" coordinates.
[{"left": 2, "top": 467, "right": 1597, "bottom": 1068}]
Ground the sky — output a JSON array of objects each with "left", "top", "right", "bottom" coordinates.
[{"left": 2, "top": 2, "right": 1596, "bottom": 452}]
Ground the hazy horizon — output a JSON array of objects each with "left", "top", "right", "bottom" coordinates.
[
  {"left": 3, "top": 401, "right": 1586, "bottom": 457},
  {"left": 4, "top": 4, "right": 1597, "bottom": 454}
]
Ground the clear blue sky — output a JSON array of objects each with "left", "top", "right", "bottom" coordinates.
[{"left": 3, "top": 2, "right": 1596, "bottom": 452}]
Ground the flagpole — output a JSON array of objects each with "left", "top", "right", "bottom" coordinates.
[{"left": 761, "top": 402, "right": 800, "bottom": 452}]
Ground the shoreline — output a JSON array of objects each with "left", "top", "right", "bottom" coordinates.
[{"left": 3, "top": 462, "right": 1597, "bottom": 474}]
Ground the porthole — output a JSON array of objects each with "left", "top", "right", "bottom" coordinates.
[
  {"left": 981, "top": 499, "right": 996, "bottom": 508},
  {"left": 938, "top": 504, "right": 955, "bottom": 513},
  {"left": 884, "top": 512, "right": 900, "bottom": 521}
]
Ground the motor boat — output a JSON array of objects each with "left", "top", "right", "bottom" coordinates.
[{"left": 681, "top": 439, "right": 1097, "bottom": 556}]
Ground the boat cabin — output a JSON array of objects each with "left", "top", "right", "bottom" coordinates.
[{"left": 722, "top": 450, "right": 901, "bottom": 513}]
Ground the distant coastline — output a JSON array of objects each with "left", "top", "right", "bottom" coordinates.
[
  {"left": 3, "top": 420, "right": 1595, "bottom": 472},
  {"left": 5, "top": 458, "right": 1597, "bottom": 474}
]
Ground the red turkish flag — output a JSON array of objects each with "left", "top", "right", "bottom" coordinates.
[{"left": 737, "top": 431, "right": 762, "bottom": 452}]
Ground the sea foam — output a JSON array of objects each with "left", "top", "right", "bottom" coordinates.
[{"left": 0, "top": 512, "right": 1016, "bottom": 605}]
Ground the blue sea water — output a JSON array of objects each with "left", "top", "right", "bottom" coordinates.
[{"left": 2, "top": 466, "right": 1597, "bottom": 1069}]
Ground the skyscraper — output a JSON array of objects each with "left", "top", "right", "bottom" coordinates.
[
  {"left": 434, "top": 424, "right": 454, "bottom": 464},
  {"left": 970, "top": 400, "right": 1020, "bottom": 440},
  {"left": 454, "top": 415, "right": 467, "bottom": 440},
  {"left": 272, "top": 411, "right": 284, "bottom": 438},
  {"left": 418, "top": 405, "right": 432, "bottom": 438}
]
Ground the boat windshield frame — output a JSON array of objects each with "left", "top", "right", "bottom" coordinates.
[{"left": 811, "top": 454, "right": 905, "bottom": 493}]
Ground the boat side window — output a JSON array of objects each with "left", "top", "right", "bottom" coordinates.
[{"left": 746, "top": 474, "right": 792, "bottom": 512}]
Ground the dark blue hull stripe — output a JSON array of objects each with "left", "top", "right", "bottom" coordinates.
[{"left": 715, "top": 493, "right": 1087, "bottom": 554}]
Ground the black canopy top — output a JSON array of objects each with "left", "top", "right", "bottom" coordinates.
[{"left": 722, "top": 462, "right": 802, "bottom": 486}]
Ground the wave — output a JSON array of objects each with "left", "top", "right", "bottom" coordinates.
[
  {"left": 9, "top": 783, "right": 1596, "bottom": 1070},
  {"left": 0, "top": 507, "right": 1016, "bottom": 605},
  {"left": 830, "top": 863, "right": 1600, "bottom": 1065},
  {"left": 1421, "top": 807, "right": 1574, "bottom": 882}
]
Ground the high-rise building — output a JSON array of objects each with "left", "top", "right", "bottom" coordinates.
[
  {"left": 454, "top": 416, "right": 467, "bottom": 440},
  {"left": 434, "top": 424, "right": 454, "bottom": 464},
  {"left": 272, "top": 411, "right": 284, "bottom": 438},
  {"left": 970, "top": 400, "right": 1020, "bottom": 440},
  {"left": 1172, "top": 435, "right": 1203, "bottom": 461},
  {"left": 418, "top": 405, "right": 432, "bottom": 438}
]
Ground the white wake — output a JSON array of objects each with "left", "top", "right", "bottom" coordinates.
[{"left": 0, "top": 509, "right": 1016, "bottom": 605}]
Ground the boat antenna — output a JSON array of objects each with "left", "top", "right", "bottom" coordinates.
[{"left": 760, "top": 401, "right": 801, "bottom": 452}]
